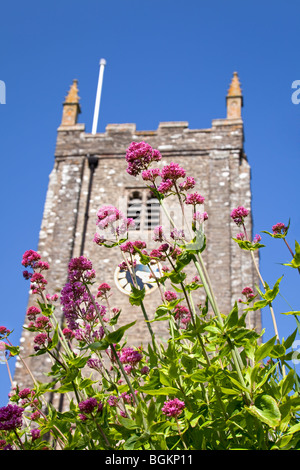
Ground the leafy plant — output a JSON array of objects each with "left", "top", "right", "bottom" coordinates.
[{"left": 1, "top": 141, "right": 300, "bottom": 450}]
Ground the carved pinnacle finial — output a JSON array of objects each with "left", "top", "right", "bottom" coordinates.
[
  {"left": 227, "top": 72, "right": 242, "bottom": 97},
  {"left": 226, "top": 72, "right": 243, "bottom": 119},
  {"left": 61, "top": 79, "right": 81, "bottom": 126},
  {"left": 65, "top": 79, "right": 80, "bottom": 104}
]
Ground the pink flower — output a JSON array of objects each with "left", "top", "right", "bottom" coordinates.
[
  {"left": 93, "top": 233, "right": 105, "bottom": 245},
  {"left": 253, "top": 234, "right": 261, "bottom": 243},
  {"left": 119, "top": 347, "right": 142, "bottom": 365},
  {"left": 164, "top": 291, "right": 177, "bottom": 302},
  {"left": 96, "top": 205, "right": 123, "bottom": 229},
  {"left": 236, "top": 232, "right": 245, "bottom": 240},
  {"left": 272, "top": 222, "right": 288, "bottom": 235},
  {"left": 97, "top": 283, "right": 111, "bottom": 298},
  {"left": 142, "top": 168, "right": 161, "bottom": 182},
  {"left": 26, "top": 306, "right": 42, "bottom": 320},
  {"left": 153, "top": 225, "right": 164, "bottom": 242},
  {"left": 230, "top": 206, "right": 249, "bottom": 226},
  {"left": 30, "top": 272, "right": 48, "bottom": 293},
  {"left": 241, "top": 286, "right": 255, "bottom": 301},
  {"left": 157, "top": 179, "right": 174, "bottom": 194},
  {"left": 21, "top": 250, "right": 41, "bottom": 268},
  {"left": 185, "top": 192, "right": 205, "bottom": 205},
  {"left": 162, "top": 398, "right": 185, "bottom": 418},
  {"left": 62, "top": 328, "right": 75, "bottom": 340},
  {"left": 174, "top": 305, "right": 191, "bottom": 328},
  {"left": 120, "top": 241, "right": 135, "bottom": 254},
  {"left": 79, "top": 397, "right": 100, "bottom": 414},
  {"left": 179, "top": 176, "right": 196, "bottom": 191},
  {"left": 126, "top": 141, "right": 162, "bottom": 176},
  {"left": 108, "top": 395, "right": 118, "bottom": 407},
  {"left": 0, "top": 327, "right": 10, "bottom": 337},
  {"left": 160, "top": 162, "right": 186, "bottom": 181},
  {"left": 31, "top": 429, "right": 40, "bottom": 441},
  {"left": 33, "top": 333, "right": 48, "bottom": 346},
  {"left": 96, "top": 205, "right": 135, "bottom": 235},
  {"left": 193, "top": 211, "right": 208, "bottom": 223}
]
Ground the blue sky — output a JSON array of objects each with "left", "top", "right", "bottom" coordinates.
[{"left": 0, "top": 0, "right": 299, "bottom": 406}]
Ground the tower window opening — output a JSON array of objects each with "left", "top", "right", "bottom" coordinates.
[{"left": 126, "top": 189, "right": 160, "bottom": 230}]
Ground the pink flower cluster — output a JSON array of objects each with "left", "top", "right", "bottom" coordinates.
[
  {"left": 97, "top": 283, "right": 111, "bottom": 298},
  {"left": 119, "top": 347, "right": 143, "bottom": 366},
  {"left": 78, "top": 397, "right": 103, "bottom": 421},
  {"left": 120, "top": 240, "right": 146, "bottom": 254},
  {"left": 164, "top": 291, "right": 177, "bottom": 302},
  {"left": 185, "top": 192, "right": 205, "bottom": 206},
  {"left": 96, "top": 205, "right": 135, "bottom": 236},
  {"left": 193, "top": 211, "right": 208, "bottom": 223},
  {"left": 126, "top": 141, "right": 162, "bottom": 177},
  {"left": 156, "top": 162, "right": 186, "bottom": 194},
  {"left": 22, "top": 250, "right": 50, "bottom": 294},
  {"left": 0, "top": 326, "right": 10, "bottom": 338},
  {"left": 0, "top": 404, "right": 24, "bottom": 431},
  {"left": 241, "top": 286, "right": 255, "bottom": 301},
  {"left": 230, "top": 206, "right": 249, "bottom": 226},
  {"left": 272, "top": 222, "right": 288, "bottom": 235},
  {"left": 162, "top": 398, "right": 185, "bottom": 418},
  {"left": 174, "top": 305, "right": 191, "bottom": 328},
  {"left": 160, "top": 162, "right": 186, "bottom": 181},
  {"left": 141, "top": 168, "right": 161, "bottom": 182},
  {"left": 68, "top": 256, "right": 95, "bottom": 283}
]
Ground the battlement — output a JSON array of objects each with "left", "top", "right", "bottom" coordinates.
[{"left": 55, "top": 118, "right": 244, "bottom": 159}]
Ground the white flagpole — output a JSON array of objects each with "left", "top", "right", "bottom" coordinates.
[{"left": 92, "top": 58, "right": 106, "bottom": 134}]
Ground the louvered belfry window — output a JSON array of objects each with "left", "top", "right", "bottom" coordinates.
[{"left": 127, "top": 189, "right": 160, "bottom": 230}]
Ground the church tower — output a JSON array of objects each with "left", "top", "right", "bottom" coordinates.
[{"left": 14, "top": 72, "right": 261, "bottom": 392}]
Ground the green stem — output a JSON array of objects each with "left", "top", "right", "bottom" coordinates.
[
  {"left": 160, "top": 191, "right": 252, "bottom": 401},
  {"left": 120, "top": 250, "right": 160, "bottom": 355}
]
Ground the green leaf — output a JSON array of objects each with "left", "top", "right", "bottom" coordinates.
[
  {"left": 245, "top": 299, "right": 269, "bottom": 312},
  {"left": 124, "top": 434, "right": 141, "bottom": 450},
  {"left": 118, "top": 416, "right": 139, "bottom": 430},
  {"left": 159, "top": 370, "right": 173, "bottom": 387},
  {"left": 269, "top": 343, "right": 286, "bottom": 358},
  {"left": 5, "top": 345, "right": 20, "bottom": 356},
  {"left": 286, "top": 422, "right": 300, "bottom": 435},
  {"left": 129, "top": 285, "right": 146, "bottom": 306},
  {"left": 280, "top": 311, "right": 300, "bottom": 316},
  {"left": 283, "top": 328, "right": 298, "bottom": 350},
  {"left": 154, "top": 305, "right": 169, "bottom": 319},
  {"left": 281, "top": 369, "right": 296, "bottom": 397},
  {"left": 185, "top": 227, "right": 206, "bottom": 253},
  {"left": 283, "top": 240, "right": 300, "bottom": 269},
  {"left": 224, "top": 302, "right": 239, "bottom": 329},
  {"left": 147, "top": 399, "right": 156, "bottom": 425},
  {"left": 139, "top": 386, "right": 179, "bottom": 396},
  {"left": 109, "top": 309, "right": 121, "bottom": 326},
  {"left": 175, "top": 251, "right": 194, "bottom": 271},
  {"left": 233, "top": 238, "right": 265, "bottom": 251},
  {"left": 247, "top": 395, "right": 281, "bottom": 427},
  {"left": 48, "top": 326, "right": 59, "bottom": 351},
  {"left": 87, "top": 338, "right": 110, "bottom": 351},
  {"left": 255, "top": 336, "right": 277, "bottom": 362},
  {"left": 264, "top": 276, "right": 283, "bottom": 302},
  {"left": 106, "top": 321, "right": 136, "bottom": 344}
]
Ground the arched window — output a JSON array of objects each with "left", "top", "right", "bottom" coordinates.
[
  {"left": 127, "top": 191, "right": 142, "bottom": 230},
  {"left": 127, "top": 189, "right": 160, "bottom": 230},
  {"left": 145, "top": 193, "right": 160, "bottom": 230}
]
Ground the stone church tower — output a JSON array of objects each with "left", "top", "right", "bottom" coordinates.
[{"left": 14, "top": 72, "right": 261, "bottom": 393}]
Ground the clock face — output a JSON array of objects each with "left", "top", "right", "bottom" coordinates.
[{"left": 114, "top": 257, "right": 161, "bottom": 295}]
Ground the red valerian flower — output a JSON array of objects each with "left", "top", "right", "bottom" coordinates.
[
  {"left": 162, "top": 398, "right": 185, "bottom": 418},
  {"left": 230, "top": 206, "right": 249, "bottom": 226}
]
